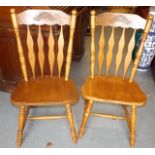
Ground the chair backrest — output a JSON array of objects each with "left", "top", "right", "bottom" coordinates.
[
  {"left": 90, "top": 11, "right": 153, "bottom": 82},
  {"left": 10, "top": 9, "right": 77, "bottom": 82}
]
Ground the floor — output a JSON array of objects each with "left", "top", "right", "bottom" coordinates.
[{"left": 0, "top": 31, "right": 155, "bottom": 148}]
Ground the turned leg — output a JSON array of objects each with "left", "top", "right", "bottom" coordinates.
[
  {"left": 78, "top": 100, "right": 93, "bottom": 138},
  {"left": 66, "top": 104, "right": 77, "bottom": 144},
  {"left": 130, "top": 105, "right": 137, "bottom": 147},
  {"left": 122, "top": 105, "right": 131, "bottom": 131},
  {"left": 23, "top": 106, "right": 30, "bottom": 129},
  {"left": 16, "top": 106, "right": 26, "bottom": 147}
]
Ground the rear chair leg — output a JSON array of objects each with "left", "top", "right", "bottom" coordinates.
[
  {"left": 78, "top": 100, "right": 93, "bottom": 138},
  {"left": 130, "top": 105, "right": 137, "bottom": 147},
  {"left": 66, "top": 104, "right": 77, "bottom": 144},
  {"left": 16, "top": 106, "right": 27, "bottom": 147}
]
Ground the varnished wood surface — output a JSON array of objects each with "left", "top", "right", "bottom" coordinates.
[
  {"left": 11, "top": 76, "right": 79, "bottom": 106},
  {"left": 81, "top": 76, "right": 146, "bottom": 106},
  {"left": 11, "top": 9, "right": 77, "bottom": 80},
  {"left": 10, "top": 9, "right": 78, "bottom": 146},
  {"left": 78, "top": 10, "right": 153, "bottom": 147},
  {"left": 0, "top": 7, "right": 87, "bottom": 92}
]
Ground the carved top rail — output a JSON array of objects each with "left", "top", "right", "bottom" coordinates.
[
  {"left": 17, "top": 10, "right": 70, "bottom": 25},
  {"left": 96, "top": 12, "right": 146, "bottom": 29}
]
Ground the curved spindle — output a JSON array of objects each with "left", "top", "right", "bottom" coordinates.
[
  {"left": 115, "top": 28, "right": 125, "bottom": 77},
  {"left": 48, "top": 26, "right": 55, "bottom": 77},
  {"left": 98, "top": 27, "right": 105, "bottom": 75},
  {"left": 123, "top": 30, "right": 136, "bottom": 79},
  {"left": 37, "top": 26, "right": 45, "bottom": 78},
  {"left": 106, "top": 27, "right": 115, "bottom": 75},
  {"left": 10, "top": 9, "right": 28, "bottom": 81},
  {"left": 57, "top": 26, "right": 64, "bottom": 77},
  {"left": 27, "top": 25, "right": 35, "bottom": 79}
]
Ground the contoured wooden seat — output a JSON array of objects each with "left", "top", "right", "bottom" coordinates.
[
  {"left": 10, "top": 9, "right": 78, "bottom": 147},
  {"left": 79, "top": 11, "right": 153, "bottom": 147},
  {"left": 81, "top": 75, "right": 146, "bottom": 106},
  {"left": 12, "top": 76, "right": 78, "bottom": 105}
]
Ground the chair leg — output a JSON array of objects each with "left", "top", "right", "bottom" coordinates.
[
  {"left": 23, "top": 106, "right": 30, "bottom": 129},
  {"left": 66, "top": 104, "right": 77, "bottom": 144},
  {"left": 78, "top": 100, "right": 93, "bottom": 138},
  {"left": 16, "top": 106, "right": 26, "bottom": 147},
  {"left": 130, "top": 105, "right": 137, "bottom": 147}
]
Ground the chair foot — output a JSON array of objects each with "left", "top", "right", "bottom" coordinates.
[
  {"left": 16, "top": 106, "right": 27, "bottom": 147},
  {"left": 78, "top": 100, "right": 93, "bottom": 138},
  {"left": 66, "top": 104, "right": 77, "bottom": 144},
  {"left": 16, "top": 130, "right": 23, "bottom": 147},
  {"left": 130, "top": 105, "right": 137, "bottom": 147}
]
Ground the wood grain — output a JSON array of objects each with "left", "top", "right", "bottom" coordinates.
[
  {"left": 27, "top": 25, "right": 36, "bottom": 79},
  {"left": 65, "top": 10, "right": 77, "bottom": 80},
  {"left": 106, "top": 27, "right": 115, "bottom": 75},
  {"left": 37, "top": 26, "right": 45, "bottom": 78},
  {"left": 10, "top": 9, "right": 28, "bottom": 82},
  {"left": 10, "top": 9, "right": 78, "bottom": 146},
  {"left": 130, "top": 106, "right": 136, "bottom": 147},
  {"left": 57, "top": 26, "right": 64, "bottom": 77},
  {"left": 81, "top": 75, "right": 146, "bottom": 106},
  {"left": 48, "top": 26, "right": 55, "bottom": 77},
  {"left": 90, "top": 10, "right": 96, "bottom": 78},
  {"left": 66, "top": 104, "right": 77, "bottom": 143},
  {"left": 79, "top": 10, "right": 153, "bottom": 147},
  {"left": 123, "top": 30, "right": 136, "bottom": 78},
  {"left": 98, "top": 27, "right": 105, "bottom": 75},
  {"left": 11, "top": 76, "right": 79, "bottom": 106},
  {"left": 115, "top": 28, "right": 125, "bottom": 77}
]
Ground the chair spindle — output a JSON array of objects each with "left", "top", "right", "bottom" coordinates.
[
  {"left": 115, "top": 28, "right": 125, "bottom": 77},
  {"left": 48, "top": 26, "right": 55, "bottom": 77},
  {"left": 98, "top": 27, "right": 105, "bottom": 75},
  {"left": 27, "top": 25, "right": 35, "bottom": 79},
  {"left": 57, "top": 26, "right": 64, "bottom": 77},
  {"left": 38, "top": 26, "right": 45, "bottom": 78},
  {"left": 106, "top": 27, "right": 115, "bottom": 75}
]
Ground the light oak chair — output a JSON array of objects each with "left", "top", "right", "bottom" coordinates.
[
  {"left": 78, "top": 10, "right": 153, "bottom": 147},
  {"left": 10, "top": 9, "right": 78, "bottom": 147}
]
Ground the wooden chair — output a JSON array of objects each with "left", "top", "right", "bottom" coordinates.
[
  {"left": 78, "top": 11, "right": 153, "bottom": 147},
  {"left": 10, "top": 9, "right": 78, "bottom": 147}
]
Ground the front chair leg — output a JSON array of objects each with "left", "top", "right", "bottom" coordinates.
[
  {"left": 66, "top": 104, "right": 77, "bottom": 144},
  {"left": 78, "top": 100, "right": 93, "bottom": 138},
  {"left": 23, "top": 106, "right": 30, "bottom": 130},
  {"left": 130, "top": 105, "right": 137, "bottom": 147},
  {"left": 16, "top": 106, "right": 26, "bottom": 147}
]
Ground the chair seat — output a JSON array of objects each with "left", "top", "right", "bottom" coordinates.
[
  {"left": 11, "top": 76, "right": 79, "bottom": 106},
  {"left": 81, "top": 76, "right": 146, "bottom": 106}
]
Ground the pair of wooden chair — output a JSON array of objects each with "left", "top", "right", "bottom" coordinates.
[{"left": 10, "top": 9, "right": 153, "bottom": 147}]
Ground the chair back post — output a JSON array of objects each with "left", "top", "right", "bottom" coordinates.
[
  {"left": 129, "top": 14, "right": 154, "bottom": 83},
  {"left": 90, "top": 10, "right": 96, "bottom": 79},
  {"left": 65, "top": 10, "right": 77, "bottom": 81},
  {"left": 10, "top": 9, "right": 28, "bottom": 82}
]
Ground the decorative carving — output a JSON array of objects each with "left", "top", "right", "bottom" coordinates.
[
  {"left": 17, "top": 10, "right": 70, "bottom": 25},
  {"left": 96, "top": 12, "right": 146, "bottom": 29},
  {"left": 34, "top": 12, "right": 63, "bottom": 24},
  {"left": 114, "top": 15, "right": 131, "bottom": 25}
]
